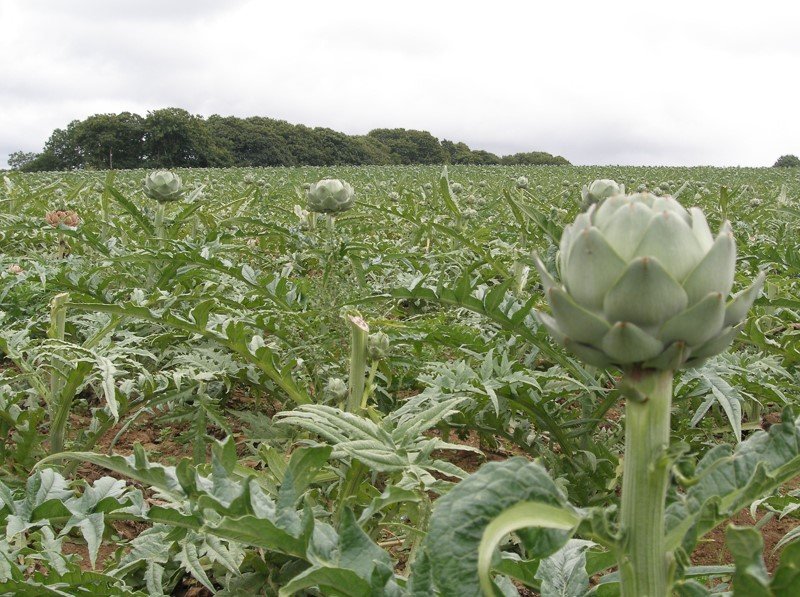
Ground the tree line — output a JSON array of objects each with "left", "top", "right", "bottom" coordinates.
[{"left": 7, "top": 108, "right": 570, "bottom": 171}]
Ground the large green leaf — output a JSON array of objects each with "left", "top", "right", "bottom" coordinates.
[
  {"left": 415, "top": 458, "right": 581, "bottom": 596},
  {"left": 665, "top": 412, "right": 800, "bottom": 557}
]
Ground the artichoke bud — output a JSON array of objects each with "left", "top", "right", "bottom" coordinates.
[
  {"left": 307, "top": 179, "right": 355, "bottom": 214},
  {"left": 45, "top": 209, "right": 80, "bottom": 228},
  {"left": 323, "top": 377, "right": 348, "bottom": 402},
  {"left": 580, "top": 179, "right": 624, "bottom": 211},
  {"left": 533, "top": 191, "right": 765, "bottom": 371},
  {"left": 367, "top": 331, "right": 390, "bottom": 361},
  {"left": 515, "top": 176, "right": 529, "bottom": 189},
  {"left": 143, "top": 170, "right": 183, "bottom": 203}
]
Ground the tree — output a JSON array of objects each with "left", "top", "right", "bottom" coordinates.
[
  {"left": 6, "top": 151, "right": 39, "bottom": 170},
  {"left": 73, "top": 112, "right": 146, "bottom": 169},
  {"left": 18, "top": 108, "right": 570, "bottom": 170},
  {"left": 773, "top": 154, "right": 800, "bottom": 167},
  {"left": 144, "top": 108, "right": 227, "bottom": 167},
  {"left": 367, "top": 128, "right": 447, "bottom": 164},
  {"left": 501, "top": 151, "right": 570, "bottom": 166}
]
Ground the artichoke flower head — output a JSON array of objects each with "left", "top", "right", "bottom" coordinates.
[
  {"left": 307, "top": 179, "right": 355, "bottom": 214},
  {"left": 143, "top": 170, "right": 183, "bottom": 203},
  {"left": 580, "top": 178, "right": 624, "bottom": 211},
  {"left": 534, "top": 191, "right": 764, "bottom": 371}
]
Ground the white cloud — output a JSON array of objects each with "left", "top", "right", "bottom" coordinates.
[{"left": 2, "top": 0, "right": 799, "bottom": 167}]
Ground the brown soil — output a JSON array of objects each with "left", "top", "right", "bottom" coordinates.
[{"left": 691, "top": 507, "right": 799, "bottom": 573}]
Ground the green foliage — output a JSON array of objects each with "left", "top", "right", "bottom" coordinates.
[
  {"left": 6, "top": 151, "right": 40, "bottom": 171},
  {"left": 0, "top": 164, "right": 798, "bottom": 594},
  {"left": 772, "top": 154, "right": 800, "bottom": 168},
  {"left": 501, "top": 151, "right": 571, "bottom": 165},
  {"left": 14, "top": 110, "right": 569, "bottom": 170}
]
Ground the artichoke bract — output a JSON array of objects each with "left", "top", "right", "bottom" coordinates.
[
  {"left": 143, "top": 170, "right": 183, "bottom": 203},
  {"left": 306, "top": 179, "right": 355, "bottom": 214},
  {"left": 534, "top": 191, "right": 765, "bottom": 370}
]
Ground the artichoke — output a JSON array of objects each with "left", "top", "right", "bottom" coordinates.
[
  {"left": 580, "top": 179, "right": 624, "bottom": 210},
  {"left": 323, "top": 377, "right": 348, "bottom": 402},
  {"left": 143, "top": 170, "right": 183, "bottom": 203},
  {"left": 45, "top": 209, "right": 80, "bottom": 228},
  {"left": 533, "top": 191, "right": 765, "bottom": 370},
  {"left": 367, "top": 331, "right": 390, "bottom": 361},
  {"left": 306, "top": 179, "right": 355, "bottom": 214}
]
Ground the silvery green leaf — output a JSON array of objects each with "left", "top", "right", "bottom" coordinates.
[{"left": 535, "top": 539, "right": 594, "bottom": 597}]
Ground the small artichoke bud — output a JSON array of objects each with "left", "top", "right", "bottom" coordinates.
[
  {"left": 580, "top": 179, "right": 625, "bottom": 210},
  {"left": 367, "top": 331, "right": 390, "bottom": 361},
  {"left": 450, "top": 182, "right": 464, "bottom": 194},
  {"left": 388, "top": 191, "right": 400, "bottom": 202},
  {"left": 143, "top": 170, "right": 183, "bottom": 203},
  {"left": 515, "top": 176, "right": 529, "bottom": 189},
  {"left": 324, "top": 377, "right": 348, "bottom": 402},
  {"left": 307, "top": 179, "right": 355, "bottom": 214},
  {"left": 462, "top": 207, "right": 478, "bottom": 221},
  {"left": 45, "top": 210, "right": 80, "bottom": 228},
  {"left": 243, "top": 173, "right": 256, "bottom": 184}
]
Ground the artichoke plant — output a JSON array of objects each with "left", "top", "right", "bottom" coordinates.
[
  {"left": 306, "top": 179, "right": 355, "bottom": 214},
  {"left": 534, "top": 191, "right": 764, "bottom": 372},
  {"left": 143, "top": 170, "right": 183, "bottom": 203},
  {"left": 533, "top": 189, "right": 764, "bottom": 596}
]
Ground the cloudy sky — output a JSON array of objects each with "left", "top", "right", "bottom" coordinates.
[{"left": 2, "top": 0, "right": 799, "bottom": 168}]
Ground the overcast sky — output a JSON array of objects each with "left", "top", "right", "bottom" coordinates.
[{"left": 2, "top": 1, "right": 799, "bottom": 168}]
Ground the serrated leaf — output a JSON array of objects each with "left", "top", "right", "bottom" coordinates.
[{"left": 535, "top": 539, "right": 594, "bottom": 597}]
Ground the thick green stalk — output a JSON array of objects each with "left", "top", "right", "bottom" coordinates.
[
  {"left": 335, "top": 313, "right": 370, "bottom": 524},
  {"left": 346, "top": 314, "right": 369, "bottom": 414},
  {"left": 148, "top": 202, "right": 166, "bottom": 286},
  {"left": 153, "top": 202, "right": 166, "bottom": 240},
  {"left": 48, "top": 293, "right": 69, "bottom": 454},
  {"left": 619, "top": 368, "right": 673, "bottom": 597}
]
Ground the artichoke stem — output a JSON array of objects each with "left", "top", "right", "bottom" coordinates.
[
  {"left": 48, "top": 293, "right": 69, "bottom": 454},
  {"left": 154, "top": 202, "right": 166, "bottom": 240},
  {"left": 346, "top": 316, "right": 368, "bottom": 414},
  {"left": 619, "top": 368, "right": 673, "bottom": 597}
]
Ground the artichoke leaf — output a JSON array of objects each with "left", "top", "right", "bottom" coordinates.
[
  {"left": 724, "top": 271, "right": 766, "bottom": 327},
  {"left": 632, "top": 210, "right": 705, "bottom": 281},
  {"left": 660, "top": 292, "right": 725, "bottom": 346},
  {"left": 642, "top": 341, "right": 691, "bottom": 370},
  {"left": 603, "top": 256, "right": 688, "bottom": 328},
  {"left": 682, "top": 223, "right": 736, "bottom": 304},
  {"left": 600, "top": 201, "right": 653, "bottom": 260},
  {"left": 601, "top": 321, "right": 665, "bottom": 364},
  {"left": 547, "top": 287, "right": 610, "bottom": 344},
  {"left": 564, "top": 227, "right": 627, "bottom": 311},
  {"left": 687, "top": 322, "right": 745, "bottom": 361}
]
